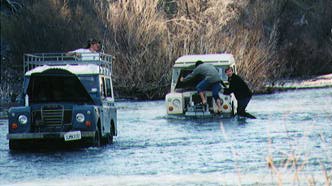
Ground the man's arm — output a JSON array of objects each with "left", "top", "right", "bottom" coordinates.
[
  {"left": 66, "top": 51, "right": 79, "bottom": 57},
  {"left": 223, "top": 78, "right": 234, "bottom": 95},
  {"left": 181, "top": 67, "right": 200, "bottom": 82},
  {"left": 66, "top": 48, "right": 85, "bottom": 57},
  {"left": 220, "top": 80, "right": 227, "bottom": 88}
]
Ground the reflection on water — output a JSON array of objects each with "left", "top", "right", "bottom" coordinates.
[{"left": 0, "top": 88, "right": 331, "bottom": 186}]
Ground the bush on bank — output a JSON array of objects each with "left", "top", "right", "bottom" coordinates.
[{"left": 1, "top": 0, "right": 331, "bottom": 100}]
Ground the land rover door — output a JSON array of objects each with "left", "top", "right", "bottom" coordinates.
[{"left": 99, "top": 76, "right": 117, "bottom": 143}]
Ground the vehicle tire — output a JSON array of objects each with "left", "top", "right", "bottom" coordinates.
[
  {"left": 231, "top": 102, "right": 235, "bottom": 117},
  {"left": 9, "top": 140, "right": 20, "bottom": 150},
  {"left": 102, "top": 123, "right": 114, "bottom": 145},
  {"left": 93, "top": 127, "right": 101, "bottom": 147},
  {"left": 108, "top": 123, "right": 114, "bottom": 144},
  {"left": 9, "top": 140, "right": 32, "bottom": 150},
  {"left": 102, "top": 133, "right": 113, "bottom": 145}
]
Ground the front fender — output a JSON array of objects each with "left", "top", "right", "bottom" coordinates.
[
  {"left": 166, "top": 93, "right": 183, "bottom": 114},
  {"left": 8, "top": 106, "right": 31, "bottom": 133},
  {"left": 72, "top": 105, "right": 99, "bottom": 131}
]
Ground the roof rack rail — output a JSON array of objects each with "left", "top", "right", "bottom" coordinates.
[{"left": 23, "top": 53, "right": 113, "bottom": 75}]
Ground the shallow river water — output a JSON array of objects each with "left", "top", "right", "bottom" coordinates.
[{"left": 0, "top": 88, "right": 331, "bottom": 186}]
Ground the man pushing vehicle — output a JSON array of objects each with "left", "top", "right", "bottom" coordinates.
[
  {"left": 223, "top": 67, "right": 256, "bottom": 119},
  {"left": 180, "top": 60, "right": 226, "bottom": 114}
]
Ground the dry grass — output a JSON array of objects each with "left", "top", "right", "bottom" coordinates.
[
  {"left": 96, "top": 0, "right": 285, "bottom": 98},
  {"left": 1, "top": 0, "right": 104, "bottom": 101},
  {"left": 265, "top": 116, "right": 332, "bottom": 186},
  {"left": 218, "top": 115, "right": 332, "bottom": 186},
  {"left": 100, "top": 0, "right": 172, "bottom": 99},
  {"left": 1, "top": 0, "right": 331, "bottom": 99}
]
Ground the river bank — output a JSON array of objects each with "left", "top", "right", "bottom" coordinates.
[
  {"left": 0, "top": 102, "right": 17, "bottom": 119},
  {"left": 269, "top": 73, "right": 332, "bottom": 90},
  {"left": 1, "top": 73, "right": 332, "bottom": 119}
]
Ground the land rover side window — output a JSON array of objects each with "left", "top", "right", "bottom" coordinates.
[
  {"left": 172, "top": 68, "right": 180, "bottom": 84},
  {"left": 105, "top": 78, "right": 112, "bottom": 98},
  {"left": 100, "top": 77, "right": 106, "bottom": 98},
  {"left": 233, "top": 65, "right": 237, "bottom": 74},
  {"left": 218, "top": 66, "right": 228, "bottom": 81},
  {"left": 78, "top": 76, "right": 98, "bottom": 93}
]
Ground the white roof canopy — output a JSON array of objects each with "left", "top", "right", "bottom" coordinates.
[
  {"left": 174, "top": 54, "right": 235, "bottom": 67},
  {"left": 25, "top": 64, "right": 100, "bottom": 76}
]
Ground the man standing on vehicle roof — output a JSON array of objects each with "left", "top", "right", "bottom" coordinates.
[
  {"left": 180, "top": 60, "right": 225, "bottom": 113},
  {"left": 223, "top": 67, "right": 255, "bottom": 118},
  {"left": 67, "top": 39, "right": 101, "bottom": 60}
]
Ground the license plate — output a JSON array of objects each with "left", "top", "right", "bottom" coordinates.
[{"left": 64, "top": 131, "right": 82, "bottom": 141}]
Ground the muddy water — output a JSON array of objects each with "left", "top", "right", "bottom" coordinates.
[{"left": 0, "top": 88, "right": 331, "bottom": 186}]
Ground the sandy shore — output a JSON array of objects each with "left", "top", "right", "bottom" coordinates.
[{"left": 269, "top": 73, "right": 332, "bottom": 90}]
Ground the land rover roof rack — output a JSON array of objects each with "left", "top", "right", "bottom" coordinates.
[{"left": 23, "top": 53, "right": 113, "bottom": 75}]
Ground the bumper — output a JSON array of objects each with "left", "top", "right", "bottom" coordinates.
[{"left": 7, "top": 131, "right": 95, "bottom": 140}]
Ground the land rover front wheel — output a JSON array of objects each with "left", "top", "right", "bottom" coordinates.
[
  {"left": 9, "top": 140, "right": 20, "bottom": 150},
  {"left": 93, "top": 126, "right": 101, "bottom": 147},
  {"left": 231, "top": 102, "right": 235, "bottom": 116},
  {"left": 108, "top": 122, "right": 114, "bottom": 144},
  {"left": 101, "top": 122, "right": 114, "bottom": 145}
]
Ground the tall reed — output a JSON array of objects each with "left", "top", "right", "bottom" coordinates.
[
  {"left": 98, "top": 0, "right": 284, "bottom": 97},
  {"left": 1, "top": 0, "right": 331, "bottom": 99}
]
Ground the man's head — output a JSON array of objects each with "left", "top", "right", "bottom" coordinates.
[
  {"left": 195, "top": 60, "right": 204, "bottom": 67},
  {"left": 87, "top": 39, "right": 101, "bottom": 52},
  {"left": 225, "top": 67, "right": 234, "bottom": 77}
]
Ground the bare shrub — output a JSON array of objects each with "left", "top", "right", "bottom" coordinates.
[
  {"left": 99, "top": 0, "right": 173, "bottom": 99},
  {"left": 1, "top": 0, "right": 103, "bottom": 66},
  {"left": 276, "top": 0, "right": 332, "bottom": 77},
  {"left": 100, "top": 0, "right": 286, "bottom": 98},
  {"left": 266, "top": 121, "right": 332, "bottom": 186},
  {"left": 98, "top": 0, "right": 283, "bottom": 97},
  {"left": 1, "top": 0, "right": 105, "bottom": 101},
  {"left": 1, "top": 0, "right": 331, "bottom": 100}
]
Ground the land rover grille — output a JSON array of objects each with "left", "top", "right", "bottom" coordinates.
[{"left": 31, "top": 105, "right": 72, "bottom": 132}]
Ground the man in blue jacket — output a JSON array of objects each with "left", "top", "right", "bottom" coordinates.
[{"left": 223, "top": 67, "right": 255, "bottom": 118}]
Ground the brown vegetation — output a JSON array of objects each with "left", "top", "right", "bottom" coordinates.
[
  {"left": 265, "top": 123, "right": 332, "bottom": 186},
  {"left": 1, "top": 0, "right": 331, "bottom": 100}
]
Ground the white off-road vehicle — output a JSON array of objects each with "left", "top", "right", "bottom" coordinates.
[{"left": 165, "top": 54, "right": 237, "bottom": 117}]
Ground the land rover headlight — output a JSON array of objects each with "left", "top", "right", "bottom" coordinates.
[
  {"left": 18, "top": 115, "right": 28, "bottom": 125},
  {"left": 76, "top": 113, "right": 85, "bottom": 123},
  {"left": 172, "top": 98, "right": 181, "bottom": 108}
]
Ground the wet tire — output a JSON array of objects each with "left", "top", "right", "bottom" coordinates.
[
  {"left": 101, "top": 124, "right": 114, "bottom": 145},
  {"left": 93, "top": 128, "right": 101, "bottom": 147},
  {"left": 9, "top": 140, "right": 21, "bottom": 150},
  {"left": 231, "top": 102, "right": 235, "bottom": 117},
  {"left": 9, "top": 140, "right": 33, "bottom": 150},
  {"left": 108, "top": 125, "right": 114, "bottom": 144},
  {"left": 101, "top": 134, "right": 112, "bottom": 145}
]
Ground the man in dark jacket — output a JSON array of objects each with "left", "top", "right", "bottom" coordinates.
[
  {"left": 180, "top": 61, "right": 225, "bottom": 113},
  {"left": 224, "top": 67, "right": 255, "bottom": 118}
]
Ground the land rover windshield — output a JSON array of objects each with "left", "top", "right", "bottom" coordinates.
[
  {"left": 172, "top": 65, "right": 229, "bottom": 91},
  {"left": 27, "top": 69, "right": 94, "bottom": 104}
]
